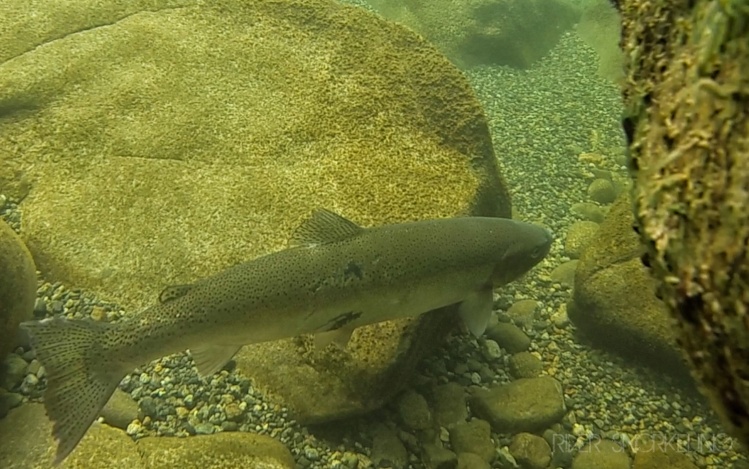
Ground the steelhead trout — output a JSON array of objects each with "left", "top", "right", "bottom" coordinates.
[{"left": 21, "top": 209, "right": 552, "bottom": 463}]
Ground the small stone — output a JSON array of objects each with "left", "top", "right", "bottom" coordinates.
[
  {"left": 90, "top": 305, "right": 106, "bottom": 321},
  {"left": 397, "top": 389, "right": 432, "bottom": 431},
  {"left": 101, "top": 388, "right": 139, "bottom": 429},
  {"left": 422, "top": 442, "right": 457, "bottom": 469},
  {"left": 508, "top": 432, "right": 551, "bottom": 469},
  {"left": 304, "top": 446, "right": 320, "bottom": 461},
  {"left": 194, "top": 422, "right": 215, "bottom": 435},
  {"left": 508, "top": 352, "right": 543, "bottom": 379},
  {"left": 571, "top": 439, "right": 630, "bottom": 469},
  {"left": 470, "top": 377, "right": 566, "bottom": 433},
  {"left": 496, "top": 446, "right": 518, "bottom": 468},
  {"left": 506, "top": 299, "right": 539, "bottom": 328},
  {"left": 32, "top": 298, "right": 48, "bottom": 318},
  {"left": 26, "top": 359, "right": 41, "bottom": 376},
  {"left": 564, "top": 221, "right": 600, "bottom": 259},
  {"left": 588, "top": 178, "right": 616, "bottom": 204},
  {"left": 1, "top": 354, "right": 28, "bottom": 390},
  {"left": 450, "top": 419, "right": 495, "bottom": 463},
  {"left": 551, "top": 305, "right": 570, "bottom": 328},
  {"left": 550, "top": 261, "right": 578, "bottom": 287},
  {"left": 570, "top": 202, "right": 605, "bottom": 223},
  {"left": 175, "top": 406, "right": 189, "bottom": 419},
  {"left": 486, "top": 323, "right": 531, "bottom": 353},
  {"left": 50, "top": 300, "right": 64, "bottom": 314},
  {"left": 221, "top": 421, "right": 238, "bottom": 432},
  {"left": 371, "top": 424, "right": 408, "bottom": 468},
  {"left": 342, "top": 452, "right": 359, "bottom": 468},
  {"left": 224, "top": 401, "right": 244, "bottom": 422},
  {"left": 481, "top": 339, "right": 502, "bottom": 360},
  {"left": 457, "top": 452, "right": 490, "bottom": 469},
  {"left": 126, "top": 420, "right": 143, "bottom": 436},
  {"left": 431, "top": 382, "right": 467, "bottom": 428},
  {"left": 139, "top": 396, "right": 159, "bottom": 419},
  {"left": 0, "top": 391, "right": 23, "bottom": 418},
  {"left": 19, "top": 373, "right": 38, "bottom": 394}
]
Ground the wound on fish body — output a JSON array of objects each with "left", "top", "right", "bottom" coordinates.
[{"left": 21, "top": 209, "right": 552, "bottom": 464}]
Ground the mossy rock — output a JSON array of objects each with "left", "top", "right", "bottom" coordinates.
[
  {"left": 620, "top": 0, "right": 749, "bottom": 447},
  {"left": 0, "top": 0, "right": 510, "bottom": 423},
  {"left": 570, "top": 192, "right": 688, "bottom": 377},
  {"left": 0, "top": 220, "right": 36, "bottom": 362}
]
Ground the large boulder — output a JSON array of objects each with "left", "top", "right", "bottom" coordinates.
[
  {"left": 0, "top": 0, "right": 510, "bottom": 422},
  {"left": 0, "top": 403, "right": 294, "bottom": 468},
  {"left": 368, "top": 0, "right": 581, "bottom": 68},
  {"left": 0, "top": 403, "right": 144, "bottom": 469},
  {"left": 619, "top": 0, "right": 749, "bottom": 447},
  {"left": 0, "top": 220, "right": 36, "bottom": 362},
  {"left": 569, "top": 192, "right": 688, "bottom": 376}
]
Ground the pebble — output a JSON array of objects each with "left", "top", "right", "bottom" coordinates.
[{"left": 481, "top": 339, "right": 502, "bottom": 360}]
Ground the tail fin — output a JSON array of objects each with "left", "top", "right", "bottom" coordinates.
[{"left": 21, "top": 317, "right": 124, "bottom": 465}]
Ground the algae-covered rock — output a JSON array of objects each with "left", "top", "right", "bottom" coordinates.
[
  {"left": 0, "top": 0, "right": 510, "bottom": 423},
  {"left": 368, "top": 0, "right": 581, "bottom": 68},
  {"left": 620, "top": 0, "right": 749, "bottom": 447},
  {"left": 137, "top": 432, "right": 295, "bottom": 469},
  {"left": 563, "top": 220, "right": 600, "bottom": 259},
  {"left": 0, "top": 403, "right": 143, "bottom": 469},
  {"left": 0, "top": 220, "right": 36, "bottom": 362},
  {"left": 570, "top": 193, "right": 687, "bottom": 376},
  {"left": 469, "top": 377, "right": 566, "bottom": 433}
]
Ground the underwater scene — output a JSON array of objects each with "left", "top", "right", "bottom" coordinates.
[{"left": 1, "top": 0, "right": 748, "bottom": 468}]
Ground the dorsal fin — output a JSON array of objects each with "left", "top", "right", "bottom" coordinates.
[
  {"left": 159, "top": 284, "right": 192, "bottom": 303},
  {"left": 289, "top": 209, "right": 363, "bottom": 247}
]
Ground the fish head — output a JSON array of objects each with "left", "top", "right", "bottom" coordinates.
[{"left": 490, "top": 219, "right": 553, "bottom": 286}]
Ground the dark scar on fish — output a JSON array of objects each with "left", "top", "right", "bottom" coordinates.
[
  {"left": 323, "top": 311, "right": 363, "bottom": 331},
  {"left": 343, "top": 261, "right": 363, "bottom": 281}
]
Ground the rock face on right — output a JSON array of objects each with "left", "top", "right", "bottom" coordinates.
[
  {"left": 619, "top": 0, "right": 749, "bottom": 447},
  {"left": 569, "top": 193, "right": 687, "bottom": 376}
]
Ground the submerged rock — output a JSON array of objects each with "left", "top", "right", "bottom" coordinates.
[
  {"left": 430, "top": 382, "right": 468, "bottom": 428},
  {"left": 0, "top": 0, "right": 510, "bottom": 423},
  {"left": 469, "top": 377, "right": 566, "bottom": 433},
  {"left": 0, "top": 403, "right": 143, "bottom": 469},
  {"left": 563, "top": 221, "right": 600, "bottom": 259},
  {"left": 508, "top": 432, "right": 551, "bottom": 469},
  {"left": 101, "top": 389, "right": 139, "bottom": 430},
  {"left": 569, "top": 193, "right": 687, "bottom": 377},
  {"left": 0, "top": 220, "right": 36, "bottom": 363},
  {"left": 449, "top": 419, "right": 495, "bottom": 463},
  {"left": 137, "top": 432, "right": 295, "bottom": 469},
  {"left": 570, "top": 439, "right": 631, "bottom": 469}
]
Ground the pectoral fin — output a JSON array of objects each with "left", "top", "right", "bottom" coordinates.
[
  {"left": 459, "top": 286, "right": 494, "bottom": 338},
  {"left": 314, "top": 325, "right": 356, "bottom": 349},
  {"left": 190, "top": 344, "right": 242, "bottom": 377}
]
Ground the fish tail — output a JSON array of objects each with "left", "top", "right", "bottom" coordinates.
[{"left": 21, "top": 317, "right": 124, "bottom": 465}]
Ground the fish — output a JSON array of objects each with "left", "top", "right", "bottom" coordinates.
[{"left": 21, "top": 209, "right": 552, "bottom": 464}]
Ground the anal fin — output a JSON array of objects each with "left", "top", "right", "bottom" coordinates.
[
  {"left": 189, "top": 344, "right": 242, "bottom": 377},
  {"left": 314, "top": 325, "right": 356, "bottom": 349},
  {"left": 458, "top": 285, "right": 494, "bottom": 338}
]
